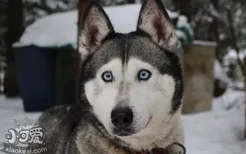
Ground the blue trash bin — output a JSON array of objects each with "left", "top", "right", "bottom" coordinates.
[{"left": 15, "top": 45, "right": 56, "bottom": 112}]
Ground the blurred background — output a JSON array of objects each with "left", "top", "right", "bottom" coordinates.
[{"left": 0, "top": 0, "right": 246, "bottom": 153}]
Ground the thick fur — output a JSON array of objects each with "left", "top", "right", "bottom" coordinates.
[{"left": 29, "top": 0, "right": 184, "bottom": 153}]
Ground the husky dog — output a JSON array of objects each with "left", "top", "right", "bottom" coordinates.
[{"left": 30, "top": 0, "right": 184, "bottom": 153}]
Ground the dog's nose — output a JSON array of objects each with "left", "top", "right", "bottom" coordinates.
[{"left": 111, "top": 107, "right": 133, "bottom": 129}]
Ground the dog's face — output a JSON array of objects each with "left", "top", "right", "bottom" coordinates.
[{"left": 79, "top": 0, "right": 183, "bottom": 140}]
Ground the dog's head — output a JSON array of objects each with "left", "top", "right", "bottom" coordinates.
[{"left": 79, "top": 0, "right": 183, "bottom": 143}]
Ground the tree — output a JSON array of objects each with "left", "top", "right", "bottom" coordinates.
[
  {"left": 172, "top": 0, "right": 246, "bottom": 59},
  {"left": 126, "top": 0, "right": 135, "bottom": 3},
  {"left": 172, "top": 0, "right": 246, "bottom": 139},
  {"left": 244, "top": 57, "right": 246, "bottom": 138},
  {"left": 23, "top": 0, "right": 78, "bottom": 26},
  {"left": 0, "top": 0, "right": 7, "bottom": 56},
  {"left": 5, "top": 0, "right": 24, "bottom": 97}
]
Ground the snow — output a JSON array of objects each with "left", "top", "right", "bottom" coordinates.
[
  {"left": 46, "top": 1, "right": 58, "bottom": 10},
  {"left": 176, "top": 30, "right": 187, "bottom": 41},
  {"left": 177, "top": 15, "right": 193, "bottom": 37},
  {"left": 223, "top": 49, "right": 246, "bottom": 65},
  {"left": 14, "top": 10, "right": 78, "bottom": 48},
  {"left": 193, "top": 40, "right": 217, "bottom": 46},
  {"left": 57, "top": 2, "right": 69, "bottom": 10},
  {"left": 46, "top": 1, "right": 68, "bottom": 10},
  {"left": 229, "top": 81, "right": 245, "bottom": 90},
  {"left": 186, "top": 88, "right": 246, "bottom": 154},
  {"left": 214, "top": 60, "right": 230, "bottom": 83},
  {"left": 0, "top": 89, "right": 245, "bottom": 154},
  {"left": 23, "top": 0, "right": 41, "bottom": 5},
  {"left": 213, "top": 88, "right": 244, "bottom": 111},
  {"left": 184, "top": 88, "right": 246, "bottom": 154},
  {"left": 0, "top": 97, "right": 40, "bottom": 153},
  {"left": 14, "top": 4, "right": 179, "bottom": 48},
  {"left": 35, "top": 8, "right": 48, "bottom": 17},
  {"left": 183, "top": 109, "right": 245, "bottom": 154}
]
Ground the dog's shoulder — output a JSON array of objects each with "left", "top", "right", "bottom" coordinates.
[
  {"left": 37, "top": 105, "right": 128, "bottom": 154},
  {"left": 33, "top": 105, "right": 87, "bottom": 154},
  {"left": 38, "top": 104, "right": 84, "bottom": 133}
]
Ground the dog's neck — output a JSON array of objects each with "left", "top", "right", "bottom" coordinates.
[
  {"left": 90, "top": 110, "right": 183, "bottom": 154},
  {"left": 118, "top": 114, "right": 182, "bottom": 151},
  {"left": 127, "top": 142, "right": 186, "bottom": 154}
]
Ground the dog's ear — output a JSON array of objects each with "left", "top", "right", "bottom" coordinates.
[
  {"left": 137, "top": 0, "right": 178, "bottom": 49},
  {"left": 79, "top": 1, "right": 114, "bottom": 61}
]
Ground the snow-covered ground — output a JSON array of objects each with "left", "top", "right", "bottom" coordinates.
[
  {"left": 184, "top": 88, "right": 246, "bottom": 154},
  {"left": 0, "top": 89, "right": 245, "bottom": 154}
]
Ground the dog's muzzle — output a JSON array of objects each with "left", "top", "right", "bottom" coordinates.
[{"left": 111, "top": 107, "right": 134, "bottom": 136}]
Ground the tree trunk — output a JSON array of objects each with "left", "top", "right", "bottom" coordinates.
[
  {"left": 78, "top": 0, "right": 89, "bottom": 35},
  {"left": 244, "top": 57, "right": 246, "bottom": 139},
  {"left": 5, "top": 0, "right": 24, "bottom": 97},
  {"left": 126, "top": 0, "right": 135, "bottom": 4},
  {"left": 172, "top": 0, "right": 194, "bottom": 20}
]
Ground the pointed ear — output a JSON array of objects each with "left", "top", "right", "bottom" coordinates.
[
  {"left": 137, "top": 0, "right": 178, "bottom": 49},
  {"left": 78, "top": 2, "right": 114, "bottom": 61}
]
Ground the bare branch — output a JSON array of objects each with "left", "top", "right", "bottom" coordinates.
[
  {"left": 244, "top": 57, "right": 246, "bottom": 139},
  {"left": 203, "top": 4, "right": 227, "bottom": 26},
  {"left": 226, "top": 7, "right": 244, "bottom": 75}
]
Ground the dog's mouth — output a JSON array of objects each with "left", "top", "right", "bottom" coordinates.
[
  {"left": 144, "top": 116, "right": 152, "bottom": 128},
  {"left": 113, "top": 116, "right": 152, "bottom": 136},
  {"left": 113, "top": 129, "right": 135, "bottom": 137}
]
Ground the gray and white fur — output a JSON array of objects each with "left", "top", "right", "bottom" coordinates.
[{"left": 29, "top": 0, "right": 184, "bottom": 153}]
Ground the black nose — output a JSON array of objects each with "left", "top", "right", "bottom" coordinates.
[{"left": 111, "top": 107, "right": 133, "bottom": 129}]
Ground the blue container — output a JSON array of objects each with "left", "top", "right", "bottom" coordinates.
[{"left": 15, "top": 45, "right": 56, "bottom": 112}]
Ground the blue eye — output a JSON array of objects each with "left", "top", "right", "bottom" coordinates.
[
  {"left": 138, "top": 69, "right": 152, "bottom": 81},
  {"left": 102, "top": 71, "right": 113, "bottom": 82}
]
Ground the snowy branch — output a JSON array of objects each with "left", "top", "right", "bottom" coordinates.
[
  {"left": 227, "top": 7, "right": 244, "bottom": 75},
  {"left": 203, "top": 4, "right": 227, "bottom": 26}
]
